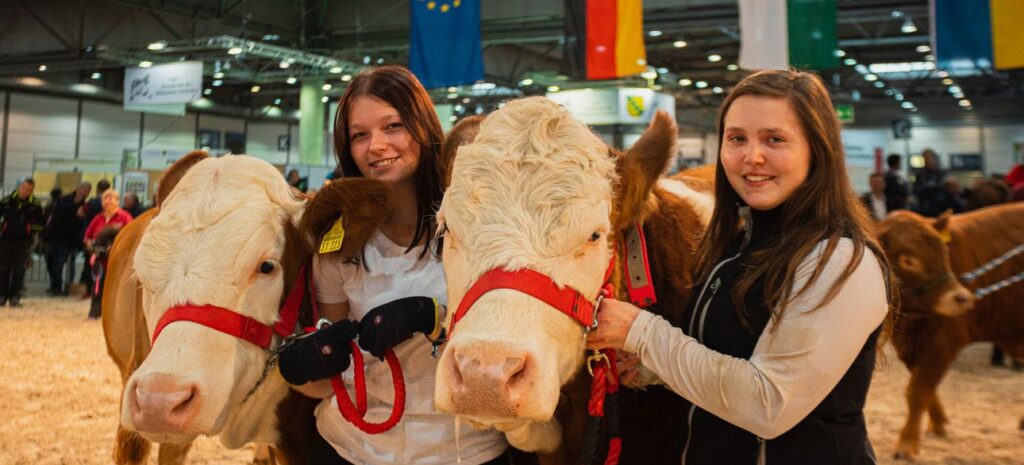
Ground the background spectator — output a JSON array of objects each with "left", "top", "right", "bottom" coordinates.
[
  {"left": 122, "top": 192, "right": 147, "bottom": 218},
  {"left": 913, "top": 148, "right": 951, "bottom": 216},
  {"left": 0, "top": 178, "right": 44, "bottom": 307},
  {"left": 45, "top": 182, "right": 91, "bottom": 296},
  {"left": 861, "top": 173, "right": 889, "bottom": 220},
  {"left": 883, "top": 153, "right": 909, "bottom": 211},
  {"left": 83, "top": 189, "right": 132, "bottom": 319},
  {"left": 78, "top": 178, "right": 110, "bottom": 297},
  {"left": 286, "top": 169, "right": 308, "bottom": 193}
]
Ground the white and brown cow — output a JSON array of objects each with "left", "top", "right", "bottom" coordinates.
[
  {"left": 435, "top": 96, "right": 714, "bottom": 464},
  {"left": 103, "top": 152, "right": 391, "bottom": 464}
]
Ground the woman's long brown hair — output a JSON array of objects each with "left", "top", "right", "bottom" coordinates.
[{"left": 695, "top": 70, "right": 899, "bottom": 334}]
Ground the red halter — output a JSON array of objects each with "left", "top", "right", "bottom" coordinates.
[{"left": 151, "top": 264, "right": 310, "bottom": 349}]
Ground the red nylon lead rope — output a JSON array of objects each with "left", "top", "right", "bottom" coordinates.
[{"left": 330, "top": 342, "right": 406, "bottom": 435}]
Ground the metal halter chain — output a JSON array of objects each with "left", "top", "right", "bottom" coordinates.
[{"left": 957, "top": 244, "right": 1024, "bottom": 300}]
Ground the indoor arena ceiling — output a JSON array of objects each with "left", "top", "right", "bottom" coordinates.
[{"left": 1, "top": 0, "right": 1022, "bottom": 130}]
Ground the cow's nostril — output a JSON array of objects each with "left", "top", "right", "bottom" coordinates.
[{"left": 171, "top": 387, "right": 198, "bottom": 415}]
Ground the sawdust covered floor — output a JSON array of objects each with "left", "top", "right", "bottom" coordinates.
[{"left": 1, "top": 297, "right": 1022, "bottom": 464}]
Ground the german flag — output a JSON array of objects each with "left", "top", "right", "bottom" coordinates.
[{"left": 564, "top": 0, "right": 647, "bottom": 80}]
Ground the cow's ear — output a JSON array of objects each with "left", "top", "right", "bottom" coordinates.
[
  {"left": 300, "top": 178, "right": 393, "bottom": 260},
  {"left": 156, "top": 150, "right": 208, "bottom": 208},
  {"left": 440, "top": 115, "right": 484, "bottom": 189},
  {"left": 613, "top": 111, "right": 676, "bottom": 230},
  {"left": 932, "top": 209, "right": 953, "bottom": 232}
]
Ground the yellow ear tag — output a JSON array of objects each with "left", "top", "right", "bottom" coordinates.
[
  {"left": 938, "top": 230, "right": 953, "bottom": 244},
  {"left": 318, "top": 216, "right": 346, "bottom": 254}
]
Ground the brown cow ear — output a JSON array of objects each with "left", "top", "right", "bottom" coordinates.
[
  {"left": 300, "top": 178, "right": 393, "bottom": 260},
  {"left": 440, "top": 115, "right": 484, "bottom": 189},
  {"left": 614, "top": 111, "right": 677, "bottom": 229},
  {"left": 932, "top": 209, "right": 953, "bottom": 232},
  {"left": 156, "top": 150, "right": 209, "bottom": 208}
]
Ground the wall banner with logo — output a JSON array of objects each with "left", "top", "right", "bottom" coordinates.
[{"left": 123, "top": 61, "right": 203, "bottom": 109}]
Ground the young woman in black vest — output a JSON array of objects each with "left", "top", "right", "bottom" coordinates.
[{"left": 588, "top": 69, "right": 898, "bottom": 464}]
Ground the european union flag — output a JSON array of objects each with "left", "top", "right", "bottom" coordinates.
[{"left": 409, "top": 0, "right": 484, "bottom": 89}]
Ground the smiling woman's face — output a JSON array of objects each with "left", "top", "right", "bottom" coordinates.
[
  {"left": 347, "top": 95, "right": 422, "bottom": 188},
  {"left": 720, "top": 95, "right": 811, "bottom": 211}
]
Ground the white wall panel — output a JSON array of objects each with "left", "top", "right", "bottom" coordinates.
[
  {"left": 247, "top": 121, "right": 291, "bottom": 165},
  {"left": 5, "top": 94, "right": 78, "bottom": 185},
  {"left": 981, "top": 125, "right": 1024, "bottom": 175},
  {"left": 143, "top": 113, "right": 197, "bottom": 154},
  {"left": 79, "top": 101, "right": 140, "bottom": 161}
]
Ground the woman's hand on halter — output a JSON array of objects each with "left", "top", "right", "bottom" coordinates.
[{"left": 586, "top": 297, "right": 641, "bottom": 351}]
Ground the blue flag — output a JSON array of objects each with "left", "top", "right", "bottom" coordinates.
[{"left": 409, "top": 0, "right": 484, "bottom": 89}]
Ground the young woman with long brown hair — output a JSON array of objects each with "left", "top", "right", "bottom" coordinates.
[{"left": 588, "top": 69, "right": 897, "bottom": 464}]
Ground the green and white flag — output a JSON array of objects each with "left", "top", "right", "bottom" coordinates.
[{"left": 739, "top": 0, "right": 838, "bottom": 71}]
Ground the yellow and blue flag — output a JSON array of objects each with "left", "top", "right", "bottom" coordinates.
[
  {"left": 933, "top": 0, "right": 1024, "bottom": 71},
  {"left": 409, "top": 0, "right": 484, "bottom": 89}
]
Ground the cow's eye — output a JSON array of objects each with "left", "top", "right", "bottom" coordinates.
[
  {"left": 589, "top": 231, "right": 602, "bottom": 242},
  {"left": 259, "top": 261, "right": 275, "bottom": 274}
]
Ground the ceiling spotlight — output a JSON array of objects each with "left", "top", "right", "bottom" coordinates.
[
  {"left": 885, "top": 89, "right": 895, "bottom": 96},
  {"left": 843, "top": 58, "right": 857, "bottom": 66},
  {"left": 641, "top": 69, "right": 658, "bottom": 79},
  {"left": 873, "top": 81, "right": 885, "bottom": 88},
  {"left": 864, "top": 74, "right": 878, "bottom": 81},
  {"left": 916, "top": 45, "right": 932, "bottom": 53},
  {"left": 707, "top": 54, "right": 722, "bottom": 62},
  {"left": 695, "top": 80, "right": 708, "bottom": 89},
  {"left": 212, "top": 80, "right": 223, "bottom": 86},
  {"left": 363, "top": 55, "right": 371, "bottom": 65},
  {"left": 958, "top": 99, "right": 971, "bottom": 107},
  {"left": 712, "top": 86, "right": 724, "bottom": 94},
  {"left": 447, "top": 93, "right": 458, "bottom": 99},
  {"left": 147, "top": 41, "right": 167, "bottom": 51},
  {"left": 648, "top": 30, "right": 663, "bottom": 37},
  {"left": 90, "top": 72, "right": 101, "bottom": 80},
  {"left": 834, "top": 49, "right": 846, "bottom": 57},
  {"left": 448, "top": 86, "right": 458, "bottom": 92},
  {"left": 924, "top": 54, "right": 935, "bottom": 62},
  {"left": 454, "top": 104, "right": 464, "bottom": 112},
  {"left": 322, "top": 83, "right": 332, "bottom": 91},
  {"left": 953, "top": 92, "right": 965, "bottom": 99},
  {"left": 227, "top": 47, "right": 243, "bottom": 55},
  {"left": 673, "top": 40, "right": 688, "bottom": 48},
  {"left": 901, "top": 18, "right": 917, "bottom": 34},
  {"left": 948, "top": 85, "right": 962, "bottom": 94},
  {"left": 376, "top": 57, "right": 384, "bottom": 64},
  {"left": 519, "top": 78, "right": 534, "bottom": 86},
  {"left": 900, "top": 101, "right": 913, "bottom": 109},
  {"left": 895, "top": 93, "right": 904, "bottom": 101},
  {"left": 656, "top": 67, "right": 668, "bottom": 74},
  {"left": 274, "top": 98, "right": 282, "bottom": 105},
  {"left": 329, "top": 66, "right": 342, "bottom": 74},
  {"left": 213, "top": 72, "right": 224, "bottom": 79},
  {"left": 449, "top": 115, "right": 458, "bottom": 122},
  {"left": 547, "top": 85, "right": 560, "bottom": 92},
  {"left": 937, "top": 71, "right": 950, "bottom": 78},
  {"left": 341, "top": 74, "right": 352, "bottom": 82},
  {"left": 203, "top": 88, "right": 212, "bottom": 95},
  {"left": 727, "top": 64, "right": 739, "bottom": 71},
  {"left": 321, "top": 96, "right": 329, "bottom": 103},
  {"left": 250, "top": 85, "right": 260, "bottom": 93},
  {"left": 942, "top": 78, "right": 954, "bottom": 85},
  {"left": 286, "top": 77, "right": 297, "bottom": 85},
  {"left": 38, "top": 64, "right": 47, "bottom": 71},
  {"left": 891, "top": 10, "right": 904, "bottom": 18},
  {"left": 279, "top": 61, "right": 290, "bottom": 69},
  {"left": 678, "top": 78, "right": 692, "bottom": 86},
  {"left": 462, "top": 97, "right": 471, "bottom": 103},
  {"left": 139, "top": 61, "right": 153, "bottom": 68}
]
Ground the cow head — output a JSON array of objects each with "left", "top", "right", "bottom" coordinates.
[
  {"left": 434, "top": 96, "right": 676, "bottom": 451},
  {"left": 123, "top": 155, "right": 308, "bottom": 446},
  {"left": 876, "top": 210, "right": 974, "bottom": 316}
]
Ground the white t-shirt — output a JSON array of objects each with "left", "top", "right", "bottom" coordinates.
[{"left": 312, "top": 229, "right": 508, "bottom": 465}]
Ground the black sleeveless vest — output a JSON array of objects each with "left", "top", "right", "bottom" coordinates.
[{"left": 679, "top": 206, "right": 880, "bottom": 465}]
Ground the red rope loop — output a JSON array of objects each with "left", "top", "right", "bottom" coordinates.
[{"left": 330, "top": 343, "right": 406, "bottom": 435}]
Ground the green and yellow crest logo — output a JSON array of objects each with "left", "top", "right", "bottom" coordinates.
[{"left": 626, "top": 96, "right": 645, "bottom": 117}]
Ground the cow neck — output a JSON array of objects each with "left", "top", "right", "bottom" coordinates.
[{"left": 150, "top": 264, "right": 311, "bottom": 350}]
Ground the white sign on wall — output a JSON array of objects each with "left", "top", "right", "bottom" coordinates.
[{"left": 124, "top": 61, "right": 203, "bottom": 107}]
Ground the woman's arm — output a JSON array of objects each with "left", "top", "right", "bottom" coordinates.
[{"left": 598, "top": 239, "right": 888, "bottom": 439}]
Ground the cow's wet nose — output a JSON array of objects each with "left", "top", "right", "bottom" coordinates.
[
  {"left": 128, "top": 374, "right": 201, "bottom": 433},
  {"left": 445, "top": 342, "right": 532, "bottom": 416}
]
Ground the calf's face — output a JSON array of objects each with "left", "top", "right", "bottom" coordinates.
[
  {"left": 123, "top": 157, "right": 305, "bottom": 444},
  {"left": 877, "top": 211, "right": 974, "bottom": 317}
]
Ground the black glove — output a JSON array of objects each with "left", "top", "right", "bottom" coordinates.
[
  {"left": 278, "top": 319, "right": 359, "bottom": 385},
  {"left": 358, "top": 296, "right": 441, "bottom": 359}
]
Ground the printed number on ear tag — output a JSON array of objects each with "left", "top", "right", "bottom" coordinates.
[{"left": 319, "top": 216, "right": 346, "bottom": 254}]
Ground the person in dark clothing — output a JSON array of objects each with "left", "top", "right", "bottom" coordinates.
[
  {"left": 912, "top": 149, "right": 952, "bottom": 216},
  {"left": 78, "top": 178, "right": 110, "bottom": 297},
  {"left": 286, "top": 169, "right": 308, "bottom": 193},
  {"left": 588, "top": 70, "right": 897, "bottom": 465},
  {"left": 861, "top": 172, "right": 889, "bottom": 220},
  {"left": 46, "top": 182, "right": 91, "bottom": 295},
  {"left": 0, "top": 178, "right": 45, "bottom": 306},
  {"left": 884, "top": 153, "right": 909, "bottom": 211},
  {"left": 121, "top": 192, "right": 147, "bottom": 218}
]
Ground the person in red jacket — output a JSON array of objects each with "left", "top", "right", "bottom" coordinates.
[
  {"left": 83, "top": 189, "right": 132, "bottom": 318},
  {"left": 83, "top": 189, "right": 132, "bottom": 249}
]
